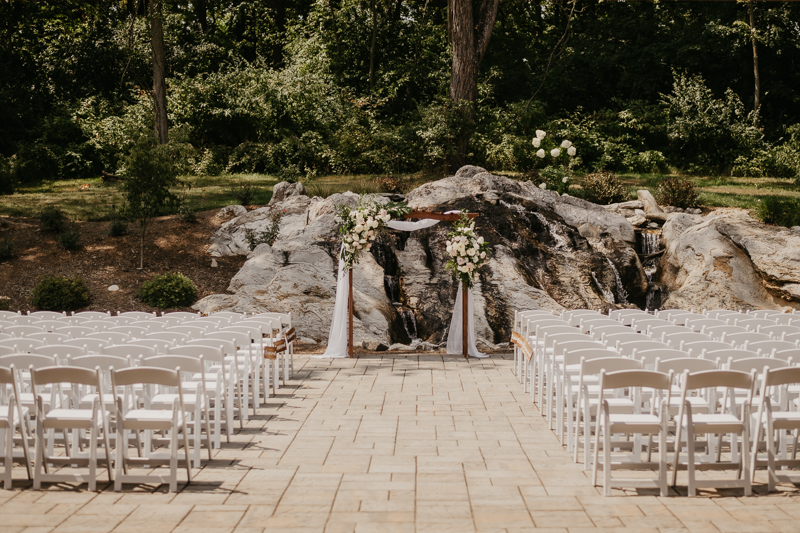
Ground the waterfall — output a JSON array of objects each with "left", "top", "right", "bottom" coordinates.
[
  {"left": 591, "top": 271, "right": 616, "bottom": 304},
  {"left": 384, "top": 275, "right": 400, "bottom": 305},
  {"left": 640, "top": 230, "right": 662, "bottom": 310},
  {"left": 400, "top": 309, "right": 418, "bottom": 340},
  {"left": 606, "top": 257, "right": 629, "bottom": 305},
  {"left": 532, "top": 212, "right": 569, "bottom": 250}
]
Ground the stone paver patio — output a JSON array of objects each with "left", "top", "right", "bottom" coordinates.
[{"left": 3, "top": 353, "right": 800, "bottom": 532}]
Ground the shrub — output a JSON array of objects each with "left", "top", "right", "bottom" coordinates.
[
  {"left": 58, "top": 225, "right": 81, "bottom": 250},
  {"left": 0, "top": 298, "right": 9, "bottom": 311},
  {"left": 136, "top": 272, "right": 198, "bottom": 309},
  {"left": 655, "top": 177, "right": 699, "bottom": 208},
  {"left": 0, "top": 235, "right": 13, "bottom": 261},
  {"left": 39, "top": 207, "right": 67, "bottom": 233},
  {"left": 537, "top": 166, "right": 571, "bottom": 195},
  {"left": 178, "top": 205, "right": 198, "bottom": 223},
  {"left": 374, "top": 175, "right": 411, "bottom": 194},
  {"left": 0, "top": 156, "right": 15, "bottom": 195},
  {"left": 228, "top": 181, "right": 258, "bottom": 205},
  {"left": 15, "top": 144, "right": 61, "bottom": 184},
  {"left": 622, "top": 150, "right": 669, "bottom": 174},
  {"left": 755, "top": 197, "right": 800, "bottom": 228},
  {"left": 581, "top": 172, "right": 627, "bottom": 205},
  {"left": 108, "top": 219, "right": 128, "bottom": 236},
  {"left": 245, "top": 211, "right": 282, "bottom": 250},
  {"left": 30, "top": 275, "right": 90, "bottom": 311}
]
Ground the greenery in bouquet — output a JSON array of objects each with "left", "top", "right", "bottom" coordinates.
[
  {"left": 532, "top": 129, "right": 578, "bottom": 195},
  {"left": 445, "top": 213, "right": 491, "bottom": 289},
  {"left": 337, "top": 195, "right": 409, "bottom": 270}
]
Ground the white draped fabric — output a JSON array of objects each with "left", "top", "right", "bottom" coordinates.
[
  {"left": 446, "top": 283, "right": 488, "bottom": 358},
  {"left": 318, "top": 210, "right": 486, "bottom": 358}
]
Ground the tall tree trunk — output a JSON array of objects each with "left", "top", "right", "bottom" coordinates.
[
  {"left": 272, "top": 0, "right": 286, "bottom": 67},
  {"left": 195, "top": 0, "right": 208, "bottom": 33},
  {"left": 151, "top": 0, "right": 168, "bottom": 144},
  {"left": 448, "top": 0, "right": 499, "bottom": 169},
  {"left": 369, "top": 0, "right": 378, "bottom": 92},
  {"left": 748, "top": 0, "right": 760, "bottom": 114}
]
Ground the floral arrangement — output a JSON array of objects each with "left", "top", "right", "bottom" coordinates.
[
  {"left": 532, "top": 129, "right": 578, "bottom": 195},
  {"left": 444, "top": 213, "right": 491, "bottom": 289},
  {"left": 337, "top": 195, "right": 409, "bottom": 270}
]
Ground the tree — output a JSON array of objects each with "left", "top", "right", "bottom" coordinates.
[
  {"left": 122, "top": 137, "right": 182, "bottom": 269},
  {"left": 448, "top": 0, "right": 499, "bottom": 168},
  {"left": 150, "top": 0, "right": 168, "bottom": 144}
]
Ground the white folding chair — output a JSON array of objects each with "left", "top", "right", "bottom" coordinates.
[
  {"left": 146, "top": 332, "right": 192, "bottom": 344},
  {"left": 672, "top": 369, "right": 755, "bottom": 496},
  {"left": 684, "top": 317, "right": 727, "bottom": 332},
  {"left": 751, "top": 367, "right": 800, "bottom": 491},
  {"left": 630, "top": 317, "right": 672, "bottom": 333},
  {"left": 0, "top": 365, "right": 33, "bottom": 488},
  {"left": 129, "top": 338, "right": 175, "bottom": 354},
  {"left": 680, "top": 340, "right": 732, "bottom": 357},
  {"left": 0, "top": 338, "right": 44, "bottom": 353},
  {"left": 87, "top": 332, "right": 131, "bottom": 345},
  {"left": 660, "top": 331, "right": 709, "bottom": 349},
  {"left": 71, "top": 311, "right": 111, "bottom": 320},
  {"left": 64, "top": 337, "right": 110, "bottom": 354},
  {"left": 5, "top": 325, "right": 45, "bottom": 337},
  {"left": 773, "top": 349, "right": 800, "bottom": 362},
  {"left": 601, "top": 331, "right": 647, "bottom": 348},
  {"left": 79, "top": 321, "right": 114, "bottom": 332},
  {"left": 703, "top": 325, "right": 747, "bottom": 340},
  {"left": 130, "top": 320, "right": 167, "bottom": 332},
  {"left": 55, "top": 326, "right": 97, "bottom": 338},
  {"left": 201, "top": 332, "right": 256, "bottom": 417},
  {"left": 112, "top": 367, "right": 192, "bottom": 492},
  {"left": 107, "top": 326, "right": 150, "bottom": 338},
  {"left": 27, "top": 311, "right": 65, "bottom": 320},
  {"left": 747, "top": 340, "right": 799, "bottom": 357},
  {"left": 632, "top": 348, "right": 689, "bottom": 370},
  {"left": 117, "top": 311, "right": 157, "bottom": 320},
  {"left": 187, "top": 338, "right": 247, "bottom": 426},
  {"left": 31, "top": 366, "right": 113, "bottom": 491},
  {"left": 592, "top": 369, "right": 673, "bottom": 496},
  {"left": 735, "top": 318, "right": 777, "bottom": 331},
  {"left": 27, "top": 332, "right": 70, "bottom": 344},
  {"left": 722, "top": 331, "right": 771, "bottom": 348},
  {"left": 103, "top": 344, "right": 157, "bottom": 361},
  {"left": 142, "top": 356, "right": 213, "bottom": 468},
  {"left": 616, "top": 340, "right": 668, "bottom": 357},
  {"left": 758, "top": 325, "right": 800, "bottom": 340},
  {"left": 161, "top": 312, "right": 200, "bottom": 321}
]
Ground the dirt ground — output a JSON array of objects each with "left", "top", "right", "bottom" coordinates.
[{"left": 0, "top": 209, "right": 247, "bottom": 314}]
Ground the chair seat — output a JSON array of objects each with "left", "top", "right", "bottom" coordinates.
[
  {"left": 685, "top": 413, "right": 743, "bottom": 433},
  {"left": 770, "top": 411, "right": 800, "bottom": 429},
  {"left": 122, "top": 409, "right": 185, "bottom": 430},
  {"left": 0, "top": 405, "right": 25, "bottom": 426},
  {"left": 43, "top": 408, "right": 103, "bottom": 429},
  {"left": 151, "top": 393, "right": 203, "bottom": 408},
  {"left": 607, "top": 413, "right": 662, "bottom": 433}
]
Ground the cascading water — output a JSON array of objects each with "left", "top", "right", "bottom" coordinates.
[
  {"left": 606, "top": 258, "right": 629, "bottom": 305},
  {"left": 384, "top": 275, "right": 400, "bottom": 305},
  {"left": 591, "top": 271, "right": 616, "bottom": 304},
  {"left": 400, "top": 309, "right": 418, "bottom": 341},
  {"left": 532, "top": 212, "right": 570, "bottom": 250},
  {"left": 640, "top": 230, "right": 663, "bottom": 310}
]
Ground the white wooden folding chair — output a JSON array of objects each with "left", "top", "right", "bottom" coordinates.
[
  {"left": 130, "top": 320, "right": 167, "bottom": 332},
  {"left": 31, "top": 366, "right": 113, "bottom": 491},
  {"left": 28, "top": 311, "right": 65, "bottom": 320},
  {"left": 758, "top": 325, "right": 800, "bottom": 340},
  {"left": 143, "top": 356, "right": 212, "bottom": 468},
  {"left": 201, "top": 332, "right": 256, "bottom": 417},
  {"left": 751, "top": 367, "right": 800, "bottom": 491},
  {"left": 746, "top": 340, "right": 798, "bottom": 357},
  {"left": 0, "top": 338, "right": 44, "bottom": 353},
  {"left": 0, "top": 365, "right": 33, "bottom": 489},
  {"left": 616, "top": 340, "right": 668, "bottom": 357},
  {"left": 684, "top": 317, "right": 727, "bottom": 332},
  {"left": 592, "top": 369, "right": 673, "bottom": 496},
  {"left": 610, "top": 309, "right": 651, "bottom": 326},
  {"left": 735, "top": 318, "right": 777, "bottom": 331},
  {"left": 103, "top": 344, "right": 157, "bottom": 361},
  {"left": 72, "top": 311, "right": 111, "bottom": 320},
  {"left": 574, "top": 356, "right": 642, "bottom": 468},
  {"left": 117, "top": 311, "right": 156, "bottom": 320},
  {"left": 632, "top": 348, "right": 689, "bottom": 370},
  {"left": 722, "top": 331, "right": 771, "bottom": 348},
  {"left": 112, "top": 367, "right": 192, "bottom": 492},
  {"left": 87, "top": 331, "right": 131, "bottom": 345},
  {"left": 187, "top": 337, "right": 247, "bottom": 426},
  {"left": 680, "top": 340, "right": 732, "bottom": 357},
  {"left": 590, "top": 325, "right": 632, "bottom": 341},
  {"left": 672, "top": 369, "right": 755, "bottom": 496},
  {"left": 773, "top": 349, "right": 800, "bottom": 362},
  {"left": 27, "top": 332, "right": 69, "bottom": 344},
  {"left": 169, "top": 344, "right": 234, "bottom": 447},
  {"left": 703, "top": 325, "right": 747, "bottom": 340},
  {"left": 64, "top": 337, "right": 110, "bottom": 354},
  {"left": 660, "top": 331, "right": 709, "bottom": 349},
  {"left": 79, "top": 321, "right": 114, "bottom": 332},
  {"left": 601, "top": 331, "right": 647, "bottom": 348},
  {"left": 54, "top": 326, "right": 97, "bottom": 338},
  {"left": 129, "top": 338, "right": 175, "bottom": 354},
  {"left": 5, "top": 325, "right": 45, "bottom": 337},
  {"left": 161, "top": 312, "right": 200, "bottom": 321},
  {"left": 630, "top": 317, "right": 672, "bottom": 333}
]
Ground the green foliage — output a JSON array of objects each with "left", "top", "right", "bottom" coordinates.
[
  {"left": 178, "top": 205, "right": 198, "bottom": 223},
  {"left": 229, "top": 181, "right": 258, "bottom": 205},
  {"left": 245, "top": 211, "right": 282, "bottom": 250},
  {"left": 581, "top": 172, "right": 627, "bottom": 205},
  {"left": 662, "top": 73, "right": 762, "bottom": 174},
  {"left": 16, "top": 144, "right": 61, "bottom": 184},
  {"left": 136, "top": 272, "right": 198, "bottom": 309},
  {"left": 655, "top": 177, "right": 699, "bottom": 208},
  {"left": 58, "top": 224, "right": 81, "bottom": 251},
  {"left": 374, "top": 175, "right": 412, "bottom": 194},
  {"left": 0, "top": 235, "right": 13, "bottom": 261},
  {"left": 755, "top": 197, "right": 800, "bottom": 228},
  {"left": 0, "top": 157, "right": 15, "bottom": 195},
  {"left": 537, "top": 166, "right": 572, "bottom": 196},
  {"left": 39, "top": 206, "right": 67, "bottom": 233},
  {"left": 0, "top": 298, "right": 9, "bottom": 311},
  {"left": 108, "top": 218, "right": 128, "bottom": 236},
  {"left": 30, "top": 275, "right": 90, "bottom": 312}
]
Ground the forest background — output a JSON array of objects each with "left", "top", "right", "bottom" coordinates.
[{"left": 1, "top": 0, "right": 800, "bottom": 194}]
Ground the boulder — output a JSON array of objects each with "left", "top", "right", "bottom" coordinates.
[
  {"left": 195, "top": 168, "right": 651, "bottom": 346},
  {"left": 638, "top": 189, "right": 665, "bottom": 216},
  {"left": 269, "top": 181, "right": 306, "bottom": 204},
  {"left": 216, "top": 205, "right": 247, "bottom": 219},
  {"left": 658, "top": 209, "right": 800, "bottom": 311}
]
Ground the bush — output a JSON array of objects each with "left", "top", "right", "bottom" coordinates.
[
  {"left": 178, "top": 205, "right": 198, "bottom": 223},
  {"left": 108, "top": 218, "right": 128, "bottom": 236},
  {"left": 755, "top": 197, "right": 800, "bottom": 228},
  {"left": 537, "top": 166, "right": 572, "bottom": 195},
  {"left": 374, "top": 175, "right": 411, "bottom": 194},
  {"left": 39, "top": 207, "right": 67, "bottom": 233},
  {"left": 581, "top": 171, "right": 627, "bottom": 205},
  {"left": 58, "top": 225, "right": 81, "bottom": 250},
  {"left": 0, "top": 298, "right": 9, "bottom": 311},
  {"left": 15, "top": 144, "right": 61, "bottom": 183},
  {"left": 0, "top": 157, "right": 15, "bottom": 195},
  {"left": 228, "top": 181, "right": 258, "bottom": 205},
  {"left": 245, "top": 211, "right": 282, "bottom": 250},
  {"left": 30, "top": 275, "right": 91, "bottom": 312},
  {"left": 0, "top": 235, "right": 13, "bottom": 261},
  {"left": 136, "top": 272, "right": 198, "bottom": 309},
  {"left": 655, "top": 177, "right": 699, "bottom": 208}
]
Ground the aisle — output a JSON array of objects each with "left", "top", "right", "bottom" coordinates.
[{"left": 3, "top": 354, "right": 800, "bottom": 533}]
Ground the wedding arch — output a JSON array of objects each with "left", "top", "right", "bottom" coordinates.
[{"left": 320, "top": 208, "right": 487, "bottom": 359}]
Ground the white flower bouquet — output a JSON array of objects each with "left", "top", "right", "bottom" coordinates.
[
  {"left": 444, "top": 213, "right": 491, "bottom": 289},
  {"left": 337, "top": 195, "right": 409, "bottom": 270}
]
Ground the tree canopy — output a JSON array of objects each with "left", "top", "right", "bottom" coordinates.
[{"left": 1, "top": 0, "right": 799, "bottom": 183}]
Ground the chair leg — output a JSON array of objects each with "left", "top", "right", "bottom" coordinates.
[
  {"left": 603, "top": 423, "right": 612, "bottom": 497},
  {"left": 181, "top": 422, "right": 192, "bottom": 486},
  {"left": 88, "top": 426, "right": 97, "bottom": 492},
  {"left": 169, "top": 427, "right": 178, "bottom": 493},
  {"left": 659, "top": 427, "right": 668, "bottom": 497},
  {"left": 115, "top": 428, "right": 124, "bottom": 492},
  {"left": 33, "top": 422, "right": 43, "bottom": 491},
  {"left": 204, "top": 405, "right": 213, "bottom": 462},
  {"left": 687, "top": 426, "right": 696, "bottom": 497},
  {"left": 3, "top": 427, "right": 12, "bottom": 490},
  {"left": 20, "top": 413, "right": 33, "bottom": 481}
]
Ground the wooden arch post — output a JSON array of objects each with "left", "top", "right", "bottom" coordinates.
[{"left": 346, "top": 211, "right": 479, "bottom": 358}]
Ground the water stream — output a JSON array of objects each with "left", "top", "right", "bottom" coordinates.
[
  {"left": 591, "top": 271, "right": 616, "bottom": 304},
  {"left": 606, "top": 257, "right": 629, "bottom": 305},
  {"left": 400, "top": 309, "right": 418, "bottom": 341},
  {"left": 640, "top": 230, "right": 663, "bottom": 310}
]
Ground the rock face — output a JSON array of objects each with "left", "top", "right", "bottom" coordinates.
[
  {"left": 195, "top": 170, "right": 651, "bottom": 345},
  {"left": 269, "top": 181, "right": 306, "bottom": 204},
  {"left": 658, "top": 209, "right": 800, "bottom": 311}
]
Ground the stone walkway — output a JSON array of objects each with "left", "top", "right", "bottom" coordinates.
[{"left": 3, "top": 354, "right": 800, "bottom": 532}]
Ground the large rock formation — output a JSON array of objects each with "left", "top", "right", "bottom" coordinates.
[
  {"left": 658, "top": 209, "right": 800, "bottom": 311},
  {"left": 195, "top": 170, "right": 648, "bottom": 346}
]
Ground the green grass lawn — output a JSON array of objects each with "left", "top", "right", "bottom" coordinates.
[{"left": 1, "top": 169, "right": 797, "bottom": 223}]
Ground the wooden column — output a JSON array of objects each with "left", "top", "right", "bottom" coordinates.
[
  {"left": 462, "top": 282, "right": 469, "bottom": 359},
  {"left": 348, "top": 269, "right": 354, "bottom": 358}
]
